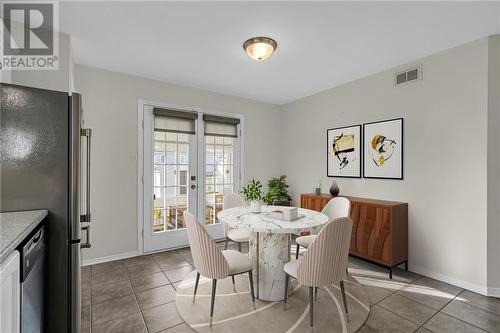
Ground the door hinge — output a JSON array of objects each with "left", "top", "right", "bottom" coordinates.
[
  {"left": 142, "top": 229, "right": 144, "bottom": 237},
  {"left": 141, "top": 174, "right": 144, "bottom": 183}
]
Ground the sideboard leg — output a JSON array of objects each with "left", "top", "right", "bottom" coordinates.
[
  {"left": 389, "top": 267, "right": 393, "bottom": 279},
  {"left": 404, "top": 261, "right": 408, "bottom": 271}
]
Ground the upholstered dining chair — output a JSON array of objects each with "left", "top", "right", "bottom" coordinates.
[
  {"left": 222, "top": 193, "right": 250, "bottom": 252},
  {"left": 295, "top": 197, "right": 351, "bottom": 259},
  {"left": 183, "top": 211, "right": 255, "bottom": 327},
  {"left": 284, "top": 216, "right": 353, "bottom": 328}
]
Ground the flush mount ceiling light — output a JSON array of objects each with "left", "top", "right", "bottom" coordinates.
[{"left": 243, "top": 37, "right": 277, "bottom": 61}]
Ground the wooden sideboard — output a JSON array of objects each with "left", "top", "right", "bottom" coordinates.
[{"left": 300, "top": 193, "right": 408, "bottom": 278}]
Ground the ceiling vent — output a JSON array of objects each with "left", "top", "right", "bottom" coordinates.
[{"left": 395, "top": 65, "right": 422, "bottom": 86}]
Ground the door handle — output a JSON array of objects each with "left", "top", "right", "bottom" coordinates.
[
  {"left": 81, "top": 225, "right": 91, "bottom": 248},
  {"left": 81, "top": 128, "right": 92, "bottom": 222},
  {"left": 191, "top": 185, "right": 196, "bottom": 189}
]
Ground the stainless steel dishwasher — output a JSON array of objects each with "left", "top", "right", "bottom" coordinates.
[{"left": 20, "top": 225, "right": 46, "bottom": 333}]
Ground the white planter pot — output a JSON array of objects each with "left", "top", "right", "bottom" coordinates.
[{"left": 249, "top": 201, "right": 261, "bottom": 213}]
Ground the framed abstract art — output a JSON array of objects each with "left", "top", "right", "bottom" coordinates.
[
  {"left": 363, "top": 118, "right": 403, "bottom": 179},
  {"left": 327, "top": 124, "right": 362, "bottom": 178}
]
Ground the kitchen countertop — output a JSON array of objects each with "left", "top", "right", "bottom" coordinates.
[{"left": 0, "top": 210, "right": 48, "bottom": 263}]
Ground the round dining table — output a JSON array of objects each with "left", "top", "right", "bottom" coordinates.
[{"left": 217, "top": 206, "right": 329, "bottom": 301}]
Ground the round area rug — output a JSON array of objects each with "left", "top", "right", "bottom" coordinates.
[{"left": 175, "top": 270, "right": 370, "bottom": 333}]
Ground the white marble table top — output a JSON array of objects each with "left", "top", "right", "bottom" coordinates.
[{"left": 217, "top": 206, "right": 329, "bottom": 234}]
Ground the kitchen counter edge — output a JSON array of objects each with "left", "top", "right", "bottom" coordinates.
[{"left": 0, "top": 210, "right": 48, "bottom": 263}]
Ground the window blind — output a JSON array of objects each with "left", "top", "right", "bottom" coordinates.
[
  {"left": 153, "top": 108, "right": 198, "bottom": 134},
  {"left": 203, "top": 114, "right": 240, "bottom": 137}
]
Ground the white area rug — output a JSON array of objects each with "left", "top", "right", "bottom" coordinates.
[{"left": 175, "top": 270, "right": 370, "bottom": 332}]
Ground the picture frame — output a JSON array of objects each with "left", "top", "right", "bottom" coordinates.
[
  {"left": 363, "top": 118, "right": 403, "bottom": 179},
  {"left": 327, "top": 124, "right": 362, "bottom": 178}
]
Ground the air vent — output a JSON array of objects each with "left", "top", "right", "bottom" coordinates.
[{"left": 395, "top": 65, "right": 422, "bottom": 86}]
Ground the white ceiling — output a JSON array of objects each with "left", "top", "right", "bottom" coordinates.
[{"left": 60, "top": 1, "right": 500, "bottom": 105}]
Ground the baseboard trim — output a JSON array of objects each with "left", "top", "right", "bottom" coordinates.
[
  {"left": 82, "top": 251, "right": 138, "bottom": 266},
  {"left": 487, "top": 286, "right": 500, "bottom": 297},
  {"left": 411, "top": 264, "right": 489, "bottom": 296}
]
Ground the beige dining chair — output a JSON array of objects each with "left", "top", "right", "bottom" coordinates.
[
  {"left": 284, "top": 216, "right": 353, "bottom": 328},
  {"left": 184, "top": 211, "right": 255, "bottom": 327},
  {"left": 222, "top": 193, "right": 250, "bottom": 252},
  {"left": 295, "top": 197, "right": 351, "bottom": 259}
]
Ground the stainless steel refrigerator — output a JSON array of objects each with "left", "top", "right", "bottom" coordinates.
[{"left": 0, "top": 83, "right": 92, "bottom": 333}]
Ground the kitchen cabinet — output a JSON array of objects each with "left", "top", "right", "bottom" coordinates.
[{"left": 0, "top": 250, "right": 20, "bottom": 333}]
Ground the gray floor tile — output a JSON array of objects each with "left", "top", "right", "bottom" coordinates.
[
  {"left": 92, "top": 280, "right": 133, "bottom": 304},
  {"left": 91, "top": 294, "right": 140, "bottom": 326},
  {"left": 92, "top": 260, "right": 126, "bottom": 276},
  {"left": 142, "top": 302, "right": 184, "bottom": 333},
  {"left": 92, "top": 264, "right": 129, "bottom": 286},
  {"left": 379, "top": 293, "right": 437, "bottom": 325},
  {"left": 364, "top": 305, "right": 419, "bottom": 332},
  {"left": 357, "top": 324, "right": 375, "bottom": 332},
  {"left": 442, "top": 299, "right": 500, "bottom": 332},
  {"left": 82, "top": 265, "right": 91, "bottom": 283},
  {"left": 92, "top": 312, "right": 147, "bottom": 333},
  {"left": 164, "top": 265, "right": 194, "bottom": 283},
  {"left": 126, "top": 260, "right": 162, "bottom": 278},
  {"left": 159, "top": 322, "right": 195, "bottom": 332},
  {"left": 175, "top": 247, "right": 192, "bottom": 258},
  {"left": 424, "top": 312, "right": 487, "bottom": 333},
  {"left": 457, "top": 290, "right": 500, "bottom": 316},
  {"left": 415, "top": 328, "right": 434, "bottom": 333},
  {"left": 397, "top": 277, "right": 463, "bottom": 310},
  {"left": 131, "top": 271, "right": 171, "bottom": 292},
  {"left": 362, "top": 284, "right": 394, "bottom": 304},
  {"left": 121, "top": 255, "right": 156, "bottom": 268},
  {"left": 136, "top": 284, "right": 176, "bottom": 310},
  {"left": 81, "top": 302, "right": 91, "bottom": 333},
  {"left": 153, "top": 252, "right": 191, "bottom": 271},
  {"left": 82, "top": 275, "right": 92, "bottom": 306}
]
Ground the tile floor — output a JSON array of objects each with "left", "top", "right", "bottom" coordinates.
[{"left": 81, "top": 241, "right": 500, "bottom": 333}]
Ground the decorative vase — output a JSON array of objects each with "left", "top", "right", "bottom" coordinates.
[
  {"left": 329, "top": 180, "right": 340, "bottom": 197},
  {"left": 249, "top": 201, "right": 261, "bottom": 213},
  {"left": 314, "top": 187, "right": 321, "bottom": 195}
]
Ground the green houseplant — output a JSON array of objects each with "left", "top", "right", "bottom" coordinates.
[
  {"left": 263, "top": 175, "right": 292, "bottom": 206},
  {"left": 241, "top": 179, "right": 263, "bottom": 213}
]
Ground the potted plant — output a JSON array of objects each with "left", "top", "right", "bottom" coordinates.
[
  {"left": 263, "top": 175, "right": 292, "bottom": 206},
  {"left": 241, "top": 179, "right": 263, "bottom": 213}
]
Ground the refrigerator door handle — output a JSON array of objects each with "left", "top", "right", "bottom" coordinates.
[
  {"left": 80, "top": 128, "right": 92, "bottom": 223},
  {"left": 81, "top": 225, "right": 91, "bottom": 248}
]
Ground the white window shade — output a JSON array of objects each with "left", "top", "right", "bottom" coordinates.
[
  {"left": 203, "top": 114, "right": 240, "bottom": 137},
  {"left": 153, "top": 108, "right": 197, "bottom": 134}
]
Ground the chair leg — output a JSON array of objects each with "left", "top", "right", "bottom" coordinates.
[
  {"left": 224, "top": 237, "right": 229, "bottom": 250},
  {"left": 309, "top": 287, "right": 314, "bottom": 328},
  {"left": 231, "top": 275, "right": 236, "bottom": 291},
  {"left": 210, "top": 279, "right": 217, "bottom": 327},
  {"left": 296, "top": 243, "right": 300, "bottom": 259},
  {"left": 283, "top": 273, "right": 289, "bottom": 310},
  {"left": 238, "top": 242, "right": 242, "bottom": 252},
  {"left": 248, "top": 270, "right": 255, "bottom": 306},
  {"left": 193, "top": 272, "right": 200, "bottom": 302},
  {"left": 340, "top": 280, "right": 349, "bottom": 320}
]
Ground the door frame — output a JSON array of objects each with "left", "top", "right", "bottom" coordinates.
[{"left": 137, "top": 99, "right": 245, "bottom": 255}]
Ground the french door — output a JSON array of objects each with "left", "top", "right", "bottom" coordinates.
[{"left": 141, "top": 103, "right": 241, "bottom": 253}]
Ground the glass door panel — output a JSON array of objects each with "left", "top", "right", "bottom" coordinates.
[
  {"left": 153, "top": 132, "right": 190, "bottom": 232},
  {"left": 205, "top": 136, "right": 235, "bottom": 225}
]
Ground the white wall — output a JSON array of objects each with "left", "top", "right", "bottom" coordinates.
[
  {"left": 9, "top": 32, "right": 73, "bottom": 93},
  {"left": 74, "top": 65, "right": 282, "bottom": 262},
  {"left": 487, "top": 35, "right": 500, "bottom": 294},
  {"left": 281, "top": 38, "right": 490, "bottom": 293}
]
